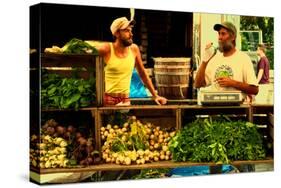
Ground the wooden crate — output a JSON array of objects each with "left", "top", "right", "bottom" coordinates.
[
  {"left": 268, "top": 113, "right": 274, "bottom": 140},
  {"left": 41, "top": 53, "right": 104, "bottom": 106}
]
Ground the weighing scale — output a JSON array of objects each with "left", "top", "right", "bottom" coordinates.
[{"left": 198, "top": 90, "right": 243, "bottom": 106}]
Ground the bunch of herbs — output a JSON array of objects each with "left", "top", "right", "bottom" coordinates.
[{"left": 168, "top": 117, "right": 266, "bottom": 164}]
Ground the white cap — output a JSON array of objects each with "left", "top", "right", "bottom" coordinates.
[{"left": 110, "top": 17, "right": 135, "bottom": 35}]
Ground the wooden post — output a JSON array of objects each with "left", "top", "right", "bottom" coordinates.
[
  {"left": 176, "top": 108, "right": 182, "bottom": 130},
  {"left": 247, "top": 105, "right": 253, "bottom": 123},
  {"left": 95, "top": 56, "right": 104, "bottom": 106},
  {"left": 93, "top": 109, "right": 102, "bottom": 152}
]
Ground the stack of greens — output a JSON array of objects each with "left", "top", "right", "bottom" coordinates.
[
  {"left": 62, "top": 38, "right": 98, "bottom": 55},
  {"left": 168, "top": 117, "right": 266, "bottom": 164},
  {"left": 41, "top": 73, "right": 96, "bottom": 110}
]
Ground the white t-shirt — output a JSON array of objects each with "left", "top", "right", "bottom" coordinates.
[{"left": 205, "top": 50, "right": 258, "bottom": 92}]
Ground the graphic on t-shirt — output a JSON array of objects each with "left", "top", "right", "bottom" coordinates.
[
  {"left": 215, "top": 65, "right": 234, "bottom": 79},
  {"left": 214, "top": 65, "right": 234, "bottom": 90}
]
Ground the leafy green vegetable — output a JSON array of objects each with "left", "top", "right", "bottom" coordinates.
[
  {"left": 168, "top": 117, "right": 266, "bottom": 163},
  {"left": 41, "top": 72, "right": 96, "bottom": 110},
  {"left": 62, "top": 38, "right": 98, "bottom": 55},
  {"left": 106, "top": 117, "right": 150, "bottom": 153}
]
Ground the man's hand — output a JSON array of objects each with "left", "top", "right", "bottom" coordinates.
[
  {"left": 202, "top": 43, "right": 216, "bottom": 62},
  {"left": 153, "top": 95, "right": 167, "bottom": 105},
  {"left": 216, "top": 77, "right": 235, "bottom": 87}
]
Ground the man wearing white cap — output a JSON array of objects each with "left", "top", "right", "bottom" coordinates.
[
  {"left": 96, "top": 17, "right": 167, "bottom": 106},
  {"left": 195, "top": 21, "right": 259, "bottom": 100}
]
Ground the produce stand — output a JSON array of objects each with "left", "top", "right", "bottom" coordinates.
[{"left": 30, "top": 53, "right": 274, "bottom": 184}]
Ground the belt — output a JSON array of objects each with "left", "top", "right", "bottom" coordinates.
[{"left": 104, "top": 93, "right": 129, "bottom": 98}]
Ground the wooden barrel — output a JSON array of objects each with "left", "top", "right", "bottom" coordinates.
[{"left": 153, "top": 57, "right": 191, "bottom": 99}]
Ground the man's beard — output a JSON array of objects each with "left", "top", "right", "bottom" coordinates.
[
  {"left": 218, "top": 40, "right": 234, "bottom": 53},
  {"left": 121, "top": 38, "right": 133, "bottom": 47}
]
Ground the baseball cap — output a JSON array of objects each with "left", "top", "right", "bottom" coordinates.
[
  {"left": 214, "top": 21, "right": 237, "bottom": 37},
  {"left": 110, "top": 17, "right": 136, "bottom": 35}
]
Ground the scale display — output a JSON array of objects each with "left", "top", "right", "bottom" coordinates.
[{"left": 199, "top": 91, "right": 243, "bottom": 105}]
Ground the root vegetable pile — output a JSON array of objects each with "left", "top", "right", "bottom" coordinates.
[
  {"left": 30, "top": 119, "right": 100, "bottom": 168},
  {"left": 100, "top": 116, "right": 176, "bottom": 165},
  {"left": 30, "top": 135, "right": 69, "bottom": 168}
]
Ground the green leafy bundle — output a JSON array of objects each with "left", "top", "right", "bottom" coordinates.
[
  {"left": 168, "top": 117, "right": 266, "bottom": 164},
  {"left": 110, "top": 117, "right": 149, "bottom": 152},
  {"left": 62, "top": 38, "right": 99, "bottom": 55},
  {"left": 41, "top": 73, "right": 96, "bottom": 110}
]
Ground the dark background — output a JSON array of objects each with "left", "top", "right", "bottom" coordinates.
[{"left": 30, "top": 3, "right": 193, "bottom": 67}]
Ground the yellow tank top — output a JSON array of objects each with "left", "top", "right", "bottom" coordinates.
[{"left": 104, "top": 43, "right": 135, "bottom": 94}]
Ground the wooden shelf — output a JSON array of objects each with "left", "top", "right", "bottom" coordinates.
[
  {"left": 99, "top": 105, "right": 180, "bottom": 110},
  {"left": 94, "top": 104, "right": 251, "bottom": 110},
  {"left": 40, "top": 101, "right": 273, "bottom": 112},
  {"left": 31, "top": 157, "right": 273, "bottom": 174},
  {"left": 180, "top": 104, "right": 250, "bottom": 109},
  {"left": 41, "top": 107, "right": 98, "bottom": 112}
]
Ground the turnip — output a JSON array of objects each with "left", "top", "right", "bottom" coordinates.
[
  {"left": 105, "top": 157, "right": 111, "bottom": 163},
  {"left": 124, "top": 157, "right": 131, "bottom": 165},
  {"left": 162, "top": 145, "right": 168, "bottom": 152},
  {"left": 100, "top": 127, "right": 105, "bottom": 132},
  {"left": 153, "top": 156, "right": 159, "bottom": 162},
  {"left": 140, "top": 158, "right": 145, "bottom": 164},
  {"left": 106, "top": 124, "right": 112, "bottom": 129}
]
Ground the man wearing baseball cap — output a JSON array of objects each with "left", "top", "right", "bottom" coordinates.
[
  {"left": 195, "top": 21, "right": 259, "bottom": 101},
  {"left": 96, "top": 17, "right": 167, "bottom": 106}
]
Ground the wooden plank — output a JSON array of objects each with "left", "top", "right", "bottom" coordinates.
[
  {"left": 95, "top": 56, "right": 104, "bottom": 106},
  {"left": 41, "top": 104, "right": 250, "bottom": 114},
  {"left": 181, "top": 105, "right": 250, "bottom": 119},
  {"left": 176, "top": 108, "right": 181, "bottom": 130},
  {"left": 268, "top": 123, "right": 274, "bottom": 141},
  {"left": 41, "top": 107, "right": 98, "bottom": 112},
  {"left": 132, "top": 109, "right": 175, "bottom": 116},
  {"left": 268, "top": 113, "right": 274, "bottom": 126},
  {"left": 247, "top": 105, "right": 253, "bottom": 123},
  {"left": 252, "top": 104, "right": 274, "bottom": 114},
  {"left": 41, "top": 53, "right": 98, "bottom": 68},
  {"left": 95, "top": 109, "right": 102, "bottom": 151},
  {"left": 139, "top": 117, "right": 176, "bottom": 130},
  {"left": 180, "top": 104, "right": 250, "bottom": 109},
  {"left": 99, "top": 105, "right": 179, "bottom": 110},
  {"left": 32, "top": 158, "right": 274, "bottom": 174}
]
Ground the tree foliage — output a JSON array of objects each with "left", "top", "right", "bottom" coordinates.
[
  {"left": 240, "top": 16, "right": 273, "bottom": 45},
  {"left": 240, "top": 16, "right": 274, "bottom": 69}
]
